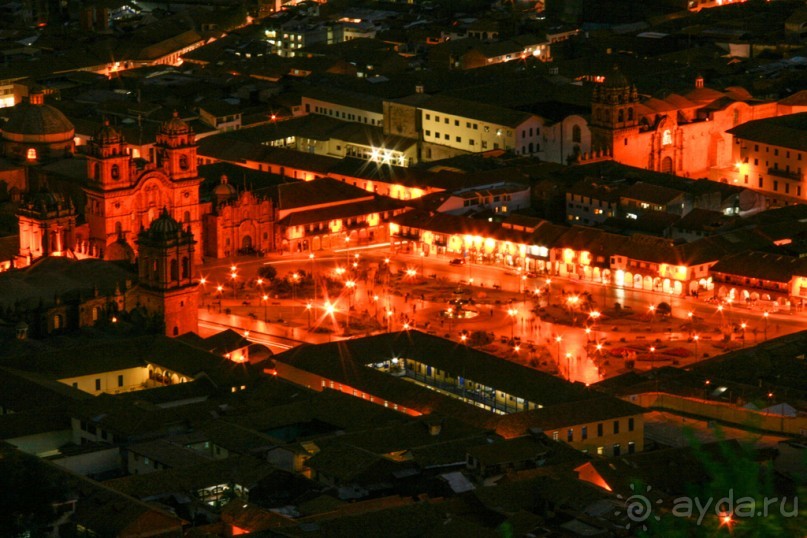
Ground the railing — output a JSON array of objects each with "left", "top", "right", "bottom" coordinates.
[{"left": 767, "top": 167, "right": 801, "bottom": 180}]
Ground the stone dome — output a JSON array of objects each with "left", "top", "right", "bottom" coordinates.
[
  {"left": 213, "top": 175, "right": 236, "bottom": 200},
  {"left": 94, "top": 119, "right": 123, "bottom": 145},
  {"left": 2, "top": 93, "right": 74, "bottom": 141},
  {"left": 603, "top": 65, "right": 629, "bottom": 89},
  {"left": 160, "top": 110, "right": 192, "bottom": 135},
  {"left": 147, "top": 208, "right": 183, "bottom": 239}
]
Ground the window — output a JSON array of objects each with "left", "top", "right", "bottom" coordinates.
[
  {"left": 435, "top": 116, "right": 440, "bottom": 122},
  {"left": 444, "top": 118, "right": 448, "bottom": 124},
  {"left": 26, "top": 148, "right": 36, "bottom": 160},
  {"left": 425, "top": 114, "right": 430, "bottom": 120},
  {"left": 454, "top": 120, "right": 459, "bottom": 126},
  {"left": 425, "top": 130, "right": 431, "bottom": 137},
  {"left": 572, "top": 125, "right": 581, "bottom": 143},
  {"left": 469, "top": 139, "right": 475, "bottom": 146},
  {"left": 456, "top": 136, "right": 461, "bottom": 142},
  {"left": 435, "top": 132, "right": 440, "bottom": 138},
  {"left": 473, "top": 123, "right": 478, "bottom": 130},
  {"left": 111, "top": 164, "right": 120, "bottom": 179},
  {"left": 597, "top": 446, "right": 604, "bottom": 455},
  {"left": 597, "top": 423, "right": 603, "bottom": 437},
  {"left": 662, "top": 129, "right": 672, "bottom": 146},
  {"left": 613, "top": 444, "right": 621, "bottom": 457},
  {"left": 444, "top": 134, "right": 449, "bottom": 140},
  {"left": 628, "top": 417, "right": 634, "bottom": 431},
  {"left": 628, "top": 441, "right": 636, "bottom": 454},
  {"left": 581, "top": 426, "right": 588, "bottom": 440},
  {"left": 567, "top": 428, "right": 574, "bottom": 442},
  {"left": 552, "top": 431, "right": 559, "bottom": 441},
  {"left": 774, "top": 180, "right": 779, "bottom": 192},
  {"left": 53, "top": 314, "right": 62, "bottom": 330},
  {"left": 118, "top": 374, "right": 124, "bottom": 387},
  {"left": 613, "top": 420, "right": 620, "bottom": 434},
  {"left": 95, "top": 379, "right": 101, "bottom": 391}
]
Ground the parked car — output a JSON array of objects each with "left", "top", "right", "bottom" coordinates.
[{"left": 449, "top": 258, "right": 465, "bottom": 265}]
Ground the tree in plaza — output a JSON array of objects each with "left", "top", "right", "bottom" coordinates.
[
  {"left": 656, "top": 302, "right": 672, "bottom": 317},
  {"left": 257, "top": 265, "right": 278, "bottom": 281}
]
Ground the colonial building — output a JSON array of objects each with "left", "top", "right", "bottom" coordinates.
[
  {"left": 590, "top": 68, "right": 778, "bottom": 178},
  {"left": 204, "top": 175, "right": 276, "bottom": 259},
  {"left": 727, "top": 112, "right": 807, "bottom": 200},
  {"left": 83, "top": 115, "right": 203, "bottom": 264},
  {"left": 15, "top": 182, "right": 77, "bottom": 267}
]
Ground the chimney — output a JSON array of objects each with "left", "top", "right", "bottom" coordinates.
[
  {"left": 415, "top": 83, "right": 425, "bottom": 94},
  {"left": 695, "top": 75, "right": 704, "bottom": 89}
]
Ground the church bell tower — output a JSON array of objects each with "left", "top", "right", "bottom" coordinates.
[
  {"left": 136, "top": 208, "right": 198, "bottom": 337},
  {"left": 590, "top": 65, "right": 639, "bottom": 154}
]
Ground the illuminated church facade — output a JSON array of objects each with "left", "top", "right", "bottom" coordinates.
[{"left": 589, "top": 68, "right": 779, "bottom": 179}]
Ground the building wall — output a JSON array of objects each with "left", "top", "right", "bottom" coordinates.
[
  {"left": 732, "top": 137, "right": 806, "bottom": 199},
  {"left": 60, "top": 366, "right": 149, "bottom": 396},
  {"left": 138, "top": 285, "right": 199, "bottom": 337},
  {"left": 302, "top": 97, "right": 384, "bottom": 127},
  {"left": 547, "top": 414, "right": 644, "bottom": 456},
  {"left": 420, "top": 110, "right": 540, "bottom": 155}
]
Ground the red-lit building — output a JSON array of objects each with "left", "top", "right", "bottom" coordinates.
[{"left": 590, "top": 69, "right": 778, "bottom": 178}]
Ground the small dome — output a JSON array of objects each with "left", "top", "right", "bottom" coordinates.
[
  {"left": 147, "top": 208, "right": 183, "bottom": 238},
  {"left": 213, "top": 175, "right": 236, "bottom": 198},
  {"left": 2, "top": 94, "right": 74, "bottom": 138},
  {"left": 160, "top": 110, "right": 191, "bottom": 135},
  {"left": 26, "top": 182, "right": 67, "bottom": 213},
  {"left": 604, "top": 65, "right": 629, "bottom": 89},
  {"left": 94, "top": 119, "right": 123, "bottom": 145}
]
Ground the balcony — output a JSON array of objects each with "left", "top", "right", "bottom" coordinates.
[{"left": 768, "top": 167, "right": 801, "bottom": 180}]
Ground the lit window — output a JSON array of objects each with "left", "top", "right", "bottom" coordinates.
[
  {"left": 26, "top": 148, "right": 36, "bottom": 160},
  {"left": 662, "top": 129, "right": 672, "bottom": 146}
]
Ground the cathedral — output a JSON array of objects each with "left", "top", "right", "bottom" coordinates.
[
  {"left": 82, "top": 114, "right": 203, "bottom": 265},
  {"left": 589, "top": 66, "right": 779, "bottom": 178}
]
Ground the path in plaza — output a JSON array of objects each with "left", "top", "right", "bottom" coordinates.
[{"left": 196, "top": 247, "right": 806, "bottom": 384}]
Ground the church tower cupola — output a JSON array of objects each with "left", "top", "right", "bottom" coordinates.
[
  {"left": 590, "top": 65, "right": 640, "bottom": 153},
  {"left": 86, "top": 119, "right": 131, "bottom": 188},
  {"left": 155, "top": 111, "right": 198, "bottom": 180}
]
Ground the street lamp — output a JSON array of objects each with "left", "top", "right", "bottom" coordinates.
[
  {"left": 565, "top": 352, "right": 572, "bottom": 381},
  {"left": 648, "top": 304, "right": 655, "bottom": 321},
  {"left": 306, "top": 302, "right": 312, "bottom": 329},
  {"left": 650, "top": 346, "right": 655, "bottom": 371},
  {"left": 345, "top": 280, "right": 356, "bottom": 305},
  {"left": 507, "top": 307, "right": 518, "bottom": 340},
  {"left": 199, "top": 277, "right": 207, "bottom": 306},
  {"left": 763, "top": 311, "right": 769, "bottom": 340},
  {"left": 419, "top": 251, "right": 425, "bottom": 274},
  {"left": 309, "top": 253, "right": 316, "bottom": 300},
  {"left": 555, "top": 335, "right": 562, "bottom": 363},
  {"left": 291, "top": 273, "right": 300, "bottom": 301},
  {"left": 693, "top": 334, "right": 700, "bottom": 359},
  {"left": 262, "top": 294, "right": 269, "bottom": 322},
  {"left": 740, "top": 322, "right": 747, "bottom": 346},
  {"left": 230, "top": 270, "right": 237, "bottom": 298},
  {"left": 373, "top": 294, "right": 379, "bottom": 318},
  {"left": 216, "top": 285, "right": 223, "bottom": 312}
]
